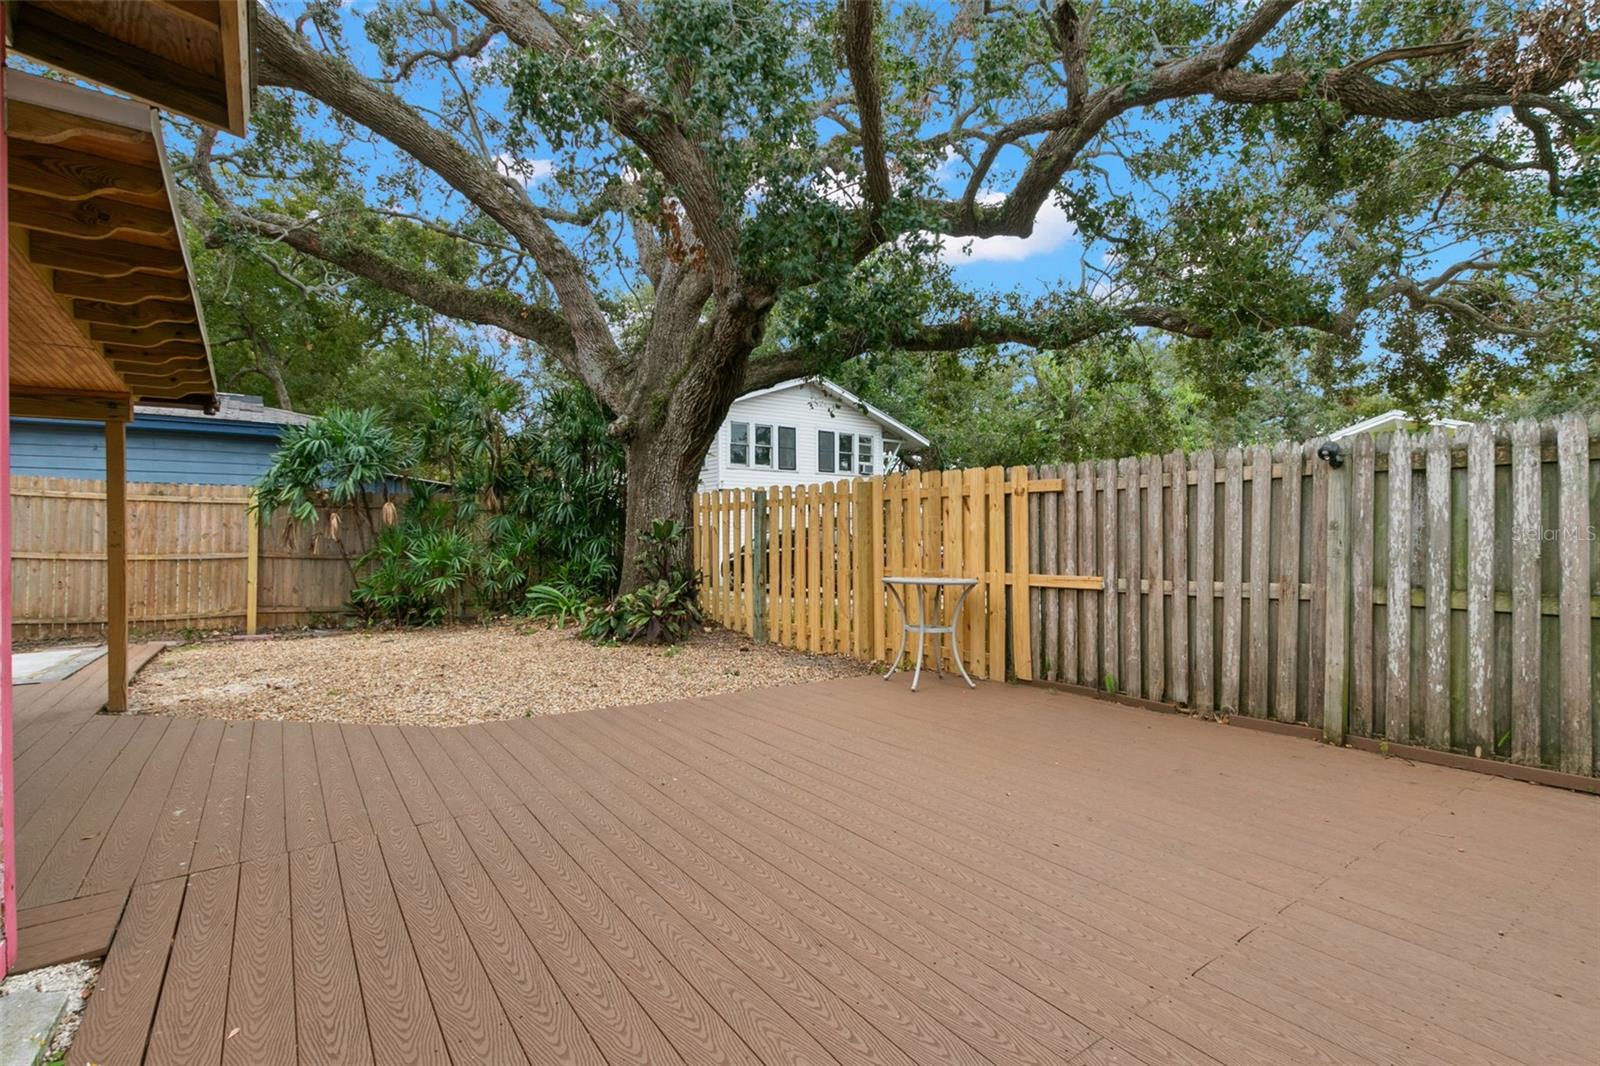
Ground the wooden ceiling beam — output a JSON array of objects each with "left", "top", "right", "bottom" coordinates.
[
  {"left": 7, "top": 139, "right": 166, "bottom": 202},
  {"left": 30, "top": 233, "right": 187, "bottom": 278},
  {"left": 10, "top": 190, "right": 176, "bottom": 242},
  {"left": 104, "top": 342, "right": 211, "bottom": 363},
  {"left": 9, "top": 3, "right": 233, "bottom": 131},
  {"left": 4, "top": 98, "right": 151, "bottom": 146},
  {"left": 89, "top": 322, "right": 205, "bottom": 347},
  {"left": 155, "top": 2, "right": 226, "bottom": 28},
  {"left": 72, "top": 299, "right": 198, "bottom": 327},
  {"left": 52, "top": 270, "right": 192, "bottom": 303},
  {"left": 11, "top": 387, "right": 133, "bottom": 423}
]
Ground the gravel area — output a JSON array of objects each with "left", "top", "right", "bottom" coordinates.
[
  {"left": 130, "top": 623, "right": 868, "bottom": 727},
  {"left": 0, "top": 959, "right": 97, "bottom": 1060}
]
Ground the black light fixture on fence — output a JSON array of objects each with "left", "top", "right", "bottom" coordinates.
[{"left": 1317, "top": 440, "right": 1345, "bottom": 468}]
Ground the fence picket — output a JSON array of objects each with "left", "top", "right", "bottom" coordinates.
[
  {"left": 1350, "top": 434, "right": 1376, "bottom": 736},
  {"left": 1247, "top": 444, "right": 1273, "bottom": 717},
  {"left": 1510, "top": 420, "right": 1542, "bottom": 765},
  {"left": 1386, "top": 429, "right": 1414, "bottom": 743},
  {"left": 1466, "top": 424, "right": 1495, "bottom": 756},
  {"left": 1424, "top": 429, "right": 1452, "bottom": 749},
  {"left": 1220, "top": 447, "right": 1245, "bottom": 716},
  {"left": 1119, "top": 456, "right": 1141, "bottom": 696},
  {"left": 1557, "top": 414, "right": 1592, "bottom": 775},
  {"left": 1167, "top": 451, "right": 1189, "bottom": 707},
  {"left": 688, "top": 413, "right": 1596, "bottom": 778},
  {"left": 1078, "top": 461, "right": 1099, "bottom": 686},
  {"left": 1192, "top": 449, "right": 1215, "bottom": 713},
  {"left": 1099, "top": 459, "right": 1119, "bottom": 692},
  {"left": 1060, "top": 464, "right": 1078, "bottom": 686},
  {"left": 1143, "top": 453, "right": 1166, "bottom": 701},
  {"left": 1274, "top": 441, "right": 1301, "bottom": 722}
]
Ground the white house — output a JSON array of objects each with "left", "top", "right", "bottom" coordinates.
[
  {"left": 1328, "top": 409, "right": 1472, "bottom": 441},
  {"left": 698, "top": 377, "right": 930, "bottom": 492}
]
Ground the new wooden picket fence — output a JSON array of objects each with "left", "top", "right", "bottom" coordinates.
[
  {"left": 11, "top": 476, "right": 385, "bottom": 636},
  {"left": 696, "top": 413, "right": 1599, "bottom": 778}
]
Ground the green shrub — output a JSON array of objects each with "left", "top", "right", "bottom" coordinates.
[
  {"left": 580, "top": 519, "right": 701, "bottom": 644},
  {"left": 256, "top": 368, "right": 625, "bottom": 627}
]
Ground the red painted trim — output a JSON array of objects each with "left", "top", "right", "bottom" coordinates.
[{"left": 1, "top": 50, "right": 17, "bottom": 975}]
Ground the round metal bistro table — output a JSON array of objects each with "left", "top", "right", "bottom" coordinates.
[{"left": 881, "top": 576, "right": 979, "bottom": 691}]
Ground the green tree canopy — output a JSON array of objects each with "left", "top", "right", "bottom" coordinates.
[{"left": 185, "top": 0, "right": 1600, "bottom": 587}]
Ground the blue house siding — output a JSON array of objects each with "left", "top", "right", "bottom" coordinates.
[{"left": 11, "top": 416, "right": 290, "bottom": 485}]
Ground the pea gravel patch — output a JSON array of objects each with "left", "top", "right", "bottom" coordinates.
[{"left": 130, "top": 623, "right": 869, "bottom": 727}]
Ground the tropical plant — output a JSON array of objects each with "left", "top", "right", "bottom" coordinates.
[
  {"left": 581, "top": 520, "right": 701, "bottom": 644},
  {"left": 255, "top": 369, "right": 625, "bottom": 626},
  {"left": 523, "top": 581, "right": 589, "bottom": 627}
]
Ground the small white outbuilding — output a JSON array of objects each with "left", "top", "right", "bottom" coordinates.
[{"left": 698, "top": 377, "right": 930, "bottom": 492}]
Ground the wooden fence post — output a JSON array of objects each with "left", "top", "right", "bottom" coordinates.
[
  {"left": 751, "top": 490, "right": 768, "bottom": 643},
  {"left": 103, "top": 421, "right": 128, "bottom": 713},
  {"left": 853, "top": 478, "right": 876, "bottom": 660},
  {"left": 1009, "top": 465, "right": 1033, "bottom": 681},
  {"left": 245, "top": 488, "right": 260, "bottom": 636},
  {"left": 1322, "top": 448, "right": 1350, "bottom": 745}
]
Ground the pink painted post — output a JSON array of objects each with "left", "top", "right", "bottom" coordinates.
[{"left": 0, "top": 51, "right": 16, "bottom": 976}]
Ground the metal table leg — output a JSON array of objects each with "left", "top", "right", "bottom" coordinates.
[
  {"left": 883, "top": 582, "right": 910, "bottom": 682},
  {"left": 946, "top": 582, "right": 977, "bottom": 688}
]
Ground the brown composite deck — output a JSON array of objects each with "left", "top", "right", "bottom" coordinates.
[{"left": 10, "top": 654, "right": 1599, "bottom": 1066}]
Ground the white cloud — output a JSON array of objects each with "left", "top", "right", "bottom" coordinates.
[
  {"left": 495, "top": 154, "right": 556, "bottom": 185},
  {"left": 933, "top": 192, "right": 1077, "bottom": 265}
]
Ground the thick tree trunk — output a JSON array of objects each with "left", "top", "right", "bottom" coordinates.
[{"left": 619, "top": 422, "right": 706, "bottom": 593}]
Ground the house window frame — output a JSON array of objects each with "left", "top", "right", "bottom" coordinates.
[
  {"left": 837, "top": 432, "right": 854, "bottom": 475},
  {"left": 857, "top": 434, "right": 874, "bottom": 475},
  {"left": 752, "top": 423, "right": 774, "bottom": 468},
  {"left": 777, "top": 426, "right": 797, "bottom": 471},
  {"left": 728, "top": 421, "right": 750, "bottom": 466}
]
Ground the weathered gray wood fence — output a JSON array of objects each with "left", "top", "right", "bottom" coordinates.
[{"left": 699, "top": 414, "right": 1599, "bottom": 779}]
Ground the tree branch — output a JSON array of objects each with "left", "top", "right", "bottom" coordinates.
[
  {"left": 254, "top": 11, "right": 620, "bottom": 390},
  {"left": 189, "top": 132, "right": 576, "bottom": 359},
  {"left": 840, "top": 0, "right": 892, "bottom": 224}
]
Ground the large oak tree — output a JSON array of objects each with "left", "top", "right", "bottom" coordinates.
[{"left": 189, "top": 0, "right": 1599, "bottom": 588}]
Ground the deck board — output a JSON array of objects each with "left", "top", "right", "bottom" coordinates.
[{"left": 13, "top": 664, "right": 1598, "bottom": 1066}]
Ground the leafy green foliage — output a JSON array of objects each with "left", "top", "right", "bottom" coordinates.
[
  {"left": 256, "top": 366, "right": 624, "bottom": 626},
  {"left": 523, "top": 581, "right": 590, "bottom": 627},
  {"left": 581, "top": 520, "right": 701, "bottom": 644}
]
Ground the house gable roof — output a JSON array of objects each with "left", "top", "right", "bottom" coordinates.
[{"left": 736, "top": 377, "right": 931, "bottom": 449}]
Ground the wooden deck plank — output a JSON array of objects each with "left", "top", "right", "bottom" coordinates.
[
  {"left": 452, "top": 805, "right": 690, "bottom": 1066},
  {"left": 371, "top": 722, "right": 448, "bottom": 825},
  {"left": 137, "top": 719, "right": 227, "bottom": 885},
  {"left": 190, "top": 720, "right": 253, "bottom": 872},
  {"left": 340, "top": 724, "right": 414, "bottom": 835},
  {"left": 311, "top": 721, "right": 373, "bottom": 842},
  {"left": 500, "top": 718, "right": 1009, "bottom": 1066},
  {"left": 282, "top": 721, "right": 331, "bottom": 852},
  {"left": 376, "top": 824, "right": 532, "bottom": 1066},
  {"left": 476, "top": 724, "right": 886, "bottom": 1066},
  {"left": 146, "top": 865, "right": 240, "bottom": 1066},
  {"left": 290, "top": 843, "right": 373, "bottom": 1066},
  {"left": 240, "top": 720, "right": 288, "bottom": 863},
  {"left": 401, "top": 725, "right": 486, "bottom": 818},
  {"left": 581, "top": 710, "right": 1172, "bottom": 1038},
  {"left": 335, "top": 832, "right": 451, "bottom": 1065},
  {"left": 19, "top": 669, "right": 1600, "bottom": 1066},
  {"left": 67, "top": 879, "right": 185, "bottom": 1066},
  {"left": 415, "top": 817, "right": 610, "bottom": 1066},
  {"left": 19, "top": 716, "right": 171, "bottom": 907},
  {"left": 76, "top": 719, "right": 198, "bottom": 899},
  {"left": 224, "top": 855, "right": 297, "bottom": 1066}
]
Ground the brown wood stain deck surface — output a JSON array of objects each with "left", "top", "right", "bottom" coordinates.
[{"left": 8, "top": 653, "right": 1596, "bottom": 1066}]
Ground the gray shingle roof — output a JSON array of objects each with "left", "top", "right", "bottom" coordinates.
[{"left": 135, "top": 393, "right": 314, "bottom": 428}]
